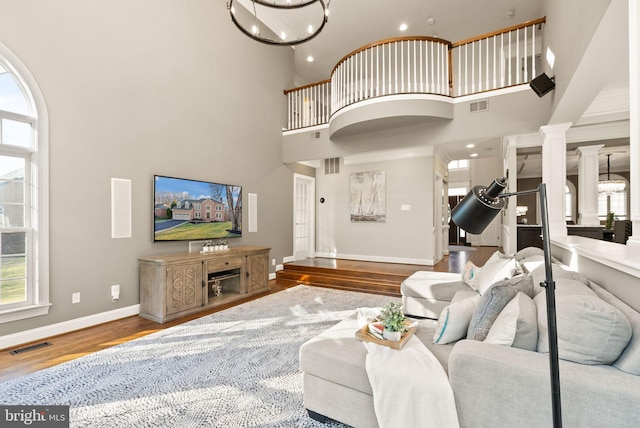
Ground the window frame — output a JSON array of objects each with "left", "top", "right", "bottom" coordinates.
[{"left": 0, "top": 43, "right": 50, "bottom": 323}]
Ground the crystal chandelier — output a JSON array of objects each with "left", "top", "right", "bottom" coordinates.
[
  {"left": 598, "top": 154, "right": 625, "bottom": 194},
  {"left": 227, "top": 0, "right": 330, "bottom": 46}
]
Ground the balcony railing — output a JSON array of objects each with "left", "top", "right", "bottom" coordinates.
[{"left": 284, "top": 17, "right": 545, "bottom": 131}]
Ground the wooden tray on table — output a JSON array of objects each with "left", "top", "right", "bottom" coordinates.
[{"left": 355, "top": 321, "right": 416, "bottom": 351}]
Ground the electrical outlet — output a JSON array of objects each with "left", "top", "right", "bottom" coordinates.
[
  {"left": 272, "top": 258, "right": 276, "bottom": 266},
  {"left": 111, "top": 284, "right": 120, "bottom": 301},
  {"left": 72, "top": 292, "right": 80, "bottom": 304}
]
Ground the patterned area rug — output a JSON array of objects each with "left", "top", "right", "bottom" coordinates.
[{"left": 1, "top": 286, "right": 398, "bottom": 427}]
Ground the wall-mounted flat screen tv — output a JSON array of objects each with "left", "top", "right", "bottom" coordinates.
[{"left": 153, "top": 175, "right": 242, "bottom": 242}]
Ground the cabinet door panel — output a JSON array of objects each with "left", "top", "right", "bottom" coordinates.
[
  {"left": 166, "top": 263, "right": 203, "bottom": 314},
  {"left": 247, "top": 253, "right": 268, "bottom": 292}
]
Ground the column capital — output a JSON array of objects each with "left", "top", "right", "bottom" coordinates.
[
  {"left": 540, "top": 123, "right": 573, "bottom": 140},
  {"left": 575, "top": 144, "right": 605, "bottom": 155}
]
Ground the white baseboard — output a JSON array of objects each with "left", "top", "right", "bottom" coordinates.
[
  {"left": 283, "top": 255, "right": 295, "bottom": 264},
  {"left": 269, "top": 272, "right": 276, "bottom": 280},
  {"left": 0, "top": 304, "right": 140, "bottom": 350},
  {"left": 314, "top": 252, "right": 434, "bottom": 266},
  {"left": 275, "top": 264, "right": 284, "bottom": 271}
]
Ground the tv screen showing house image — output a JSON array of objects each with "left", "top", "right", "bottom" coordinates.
[{"left": 153, "top": 175, "right": 242, "bottom": 241}]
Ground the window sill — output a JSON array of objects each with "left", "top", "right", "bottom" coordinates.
[{"left": 0, "top": 303, "right": 52, "bottom": 324}]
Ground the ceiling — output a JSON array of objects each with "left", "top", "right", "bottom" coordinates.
[
  {"left": 236, "top": 1, "right": 631, "bottom": 177},
  {"left": 291, "top": 0, "right": 544, "bottom": 85}
]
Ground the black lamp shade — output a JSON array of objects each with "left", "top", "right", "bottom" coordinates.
[{"left": 451, "top": 178, "right": 507, "bottom": 234}]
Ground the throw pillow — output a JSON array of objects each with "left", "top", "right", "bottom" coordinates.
[
  {"left": 461, "top": 261, "right": 481, "bottom": 290},
  {"left": 433, "top": 295, "right": 481, "bottom": 344},
  {"left": 535, "top": 278, "right": 632, "bottom": 365},
  {"left": 467, "top": 280, "right": 518, "bottom": 341},
  {"left": 530, "top": 263, "right": 591, "bottom": 296},
  {"left": 519, "top": 254, "right": 545, "bottom": 274},
  {"left": 485, "top": 292, "right": 538, "bottom": 351},
  {"left": 589, "top": 282, "right": 640, "bottom": 376},
  {"left": 475, "top": 256, "right": 520, "bottom": 295},
  {"left": 514, "top": 246, "right": 544, "bottom": 261}
]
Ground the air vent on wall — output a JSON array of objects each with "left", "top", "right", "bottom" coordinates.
[
  {"left": 469, "top": 100, "right": 489, "bottom": 113},
  {"left": 324, "top": 158, "right": 340, "bottom": 175}
]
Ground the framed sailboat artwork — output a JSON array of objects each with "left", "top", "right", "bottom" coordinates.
[{"left": 350, "top": 170, "right": 386, "bottom": 222}]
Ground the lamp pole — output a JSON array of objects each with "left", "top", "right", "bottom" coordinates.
[{"left": 498, "top": 183, "right": 562, "bottom": 427}]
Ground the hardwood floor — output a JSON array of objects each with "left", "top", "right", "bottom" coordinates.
[{"left": 0, "top": 246, "right": 498, "bottom": 383}]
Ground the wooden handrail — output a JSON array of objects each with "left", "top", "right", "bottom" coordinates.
[
  {"left": 450, "top": 17, "right": 546, "bottom": 48},
  {"left": 284, "top": 78, "right": 330, "bottom": 95},
  {"left": 331, "top": 36, "right": 452, "bottom": 77}
]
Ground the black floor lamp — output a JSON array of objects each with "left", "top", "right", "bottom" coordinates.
[{"left": 451, "top": 177, "right": 562, "bottom": 428}]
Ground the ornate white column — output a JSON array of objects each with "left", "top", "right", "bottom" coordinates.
[
  {"left": 576, "top": 145, "right": 604, "bottom": 226},
  {"left": 540, "top": 123, "right": 572, "bottom": 237},
  {"left": 628, "top": 0, "right": 640, "bottom": 247}
]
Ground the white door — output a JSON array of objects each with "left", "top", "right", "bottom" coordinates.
[
  {"left": 480, "top": 212, "right": 502, "bottom": 246},
  {"left": 293, "top": 174, "right": 315, "bottom": 260}
]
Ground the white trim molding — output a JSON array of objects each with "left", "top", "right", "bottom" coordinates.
[{"left": 0, "top": 305, "right": 140, "bottom": 350}]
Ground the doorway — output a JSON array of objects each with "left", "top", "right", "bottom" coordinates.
[{"left": 448, "top": 195, "right": 467, "bottom": 245}]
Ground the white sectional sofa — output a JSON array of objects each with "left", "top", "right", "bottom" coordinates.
[{"left": 299, "top": 244, "right": 640, "bottom": 427}]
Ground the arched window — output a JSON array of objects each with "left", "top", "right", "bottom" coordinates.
[
  {"left": 565, "top": 180, "right": 576, "bottom": 223},
  {"left": 0, "top": 44, "right": 49, "bottom": 323}
]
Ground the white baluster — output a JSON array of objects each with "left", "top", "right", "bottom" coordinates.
[
  {"left": 516, "top": 28, "right": 520, "bottom": 85},
  {"left": 532, "top": 23, "right": 537, "bottom": 80}
]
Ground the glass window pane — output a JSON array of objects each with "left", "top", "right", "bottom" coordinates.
[
  {"left": 0, "top": 277, "right": 26, "bottom": 304},
  {"left": 0, "top": 72, "right": 30, "bottom": 115},
  {"left": 0, "top": 231, "right": 27, "bottom": 305},
  {"left": 0, "top": 156, "right": 25, "bottom": 227},
  {"left": 2, "top": 118, "right": 33, "bottom": 148},
  {"left": 0, "top": 155, "right": 25, "bottom": 204}
]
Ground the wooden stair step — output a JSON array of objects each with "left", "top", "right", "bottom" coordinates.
[{"left": 275, "top": 263, "right": 415, "bottom": 296}]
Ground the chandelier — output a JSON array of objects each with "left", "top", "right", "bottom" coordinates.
[
  {"left": 598, "top": 154, "right": 625, "bottom": 194},
  {"left": 228, "top": 0, "right": 330, "bottom": 46}
]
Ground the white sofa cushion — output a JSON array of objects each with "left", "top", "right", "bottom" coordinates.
[
  {"left": 476, "top": 256, "right": 520, "bottom": 295},
  {"left": 535, "top": 278, "right": 632, "bottom": 365},
  {"left": 485, "top": 292, "right": 538, "bottom": 351},
  {"left": 433, "top": 294, "right": 481, "bottom": 344},
  {"left": 589, "top": 282, "right": 640, "bottom": 375}
]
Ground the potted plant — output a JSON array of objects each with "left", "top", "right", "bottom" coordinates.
[
  {"left": 378, "top": 302, "right": 407, "bottom": 342},
  {"left": 606, "top": 212, "right": 615, "bottom": 230}
]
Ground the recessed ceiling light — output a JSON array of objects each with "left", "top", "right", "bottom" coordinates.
[
  {"left": 466, "top": 144, "right": 475, "bottom": 148},
  {"left": 427, "top": 17, "right": 436, "bottom": 25},
  {"left": 307, "top": 55, "right": 314, "bottom": 62},
  {"left": 470, "top": 153, "right": 478, "bottom": 158},
  {"left": 399, "top": 23, "right": 408, "bottom": 31}
]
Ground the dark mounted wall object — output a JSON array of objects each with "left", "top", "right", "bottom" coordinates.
[{"left": 530, "top": 73, "right": 556, "bottom": 97}]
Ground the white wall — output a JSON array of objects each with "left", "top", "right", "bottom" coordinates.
[{"left": 316, "top": 156, "right": 436, "bottom": 265}]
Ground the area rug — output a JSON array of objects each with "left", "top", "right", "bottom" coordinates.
[{"left": 1, "top": 285, "right": 399, "bottom": 427}]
